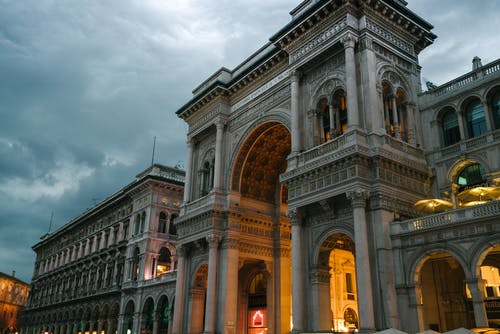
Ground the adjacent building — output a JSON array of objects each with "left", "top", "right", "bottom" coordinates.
[
  {"left": 22, "top": 165, "right": 184, "bottom": 334},
  {"left": 23, "top": 0, "right": 500, "bottom": 333},
  {"left": 0, "top": 272, "right": 30, "bottom": 334}
]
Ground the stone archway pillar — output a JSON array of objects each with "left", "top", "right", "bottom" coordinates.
[
  {"left": 467, "top": 278, "right": 489, "bottom": 327},
  {"left": 347, "top": 190, "right": 375, "bottom": 332},
  {"left": 408, "top": 284, "right": 425, "bottom": 332},
  {"left": 290, "top": 70, "right": 302, "bottom": 157},
  {"left": 391, "top": 95, "right": 400, "bottom": 139},
  {"left": 288, "top": 209, "right": 305, "bottom": 333},
  {"left": 213, "top": 119, "right": 225, "bottom": 191},
  {"left": 203, "top": 234, "right": 221, "bottom": 334},
  {"left": 342, "top": 33, "right": 360, "bottom": 130},
  {"left": 183, "top": 139, "right": 194, "bottom": 203},
  {"left": 217, "top": 233, "right": 240, "bottom": 334},
  {"left": 172, "top": 245, "right": 187, "bottom": 334},
  {"left": 310, "top": 268, "right": 332, "bottom": 331}
]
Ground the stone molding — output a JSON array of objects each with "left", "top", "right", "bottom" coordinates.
[
  {"left": 346, "top": 189, "right": 370, "bottom": 208},
  {"left": 365, "top": 18, "right": 414, "bottom": 55},
  {"left": 290, "top": 17, "right": 348, "bottom": 63}
]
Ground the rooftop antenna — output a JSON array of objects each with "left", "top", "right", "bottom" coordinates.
[
  {"left": 151, "top": 136, "right": 156, "bottom": 166},
  {"left": 48, "top": 211, "right": 54, "bottom": 233}
]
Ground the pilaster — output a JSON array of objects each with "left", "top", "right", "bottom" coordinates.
[{"left": 346, "top": 190, "right": 375, "bottom": 332}]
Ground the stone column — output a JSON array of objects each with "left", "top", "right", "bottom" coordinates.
[
  {"left": 310, "top": 268, "right": 332, "bottom": 331},
  {"left": 288, "top": 209, "right": 305, "bottom": 333},
  {"left": 406, "top": 102, "right": 417, "bottom": 145},
  {"left": 383, "top": 93, "right": 390, "bottom": 133},
  {"left": 329, "top": 105, "right": 335, "bottom": 139},
  {"left": 457, "top": 111, "right": 467, "bottom": 140},
  {"left": 97, "top": 320, "right": 103, "bottom": 334},
  {"left": 467, "top": 278, "right": 489, "bottom": 327},
  {"left": 106, "top": 319, "right": 113, "bottom": 334},
  {"left": 217, "top": 233, "right": 240, "bottom": 333},
  {"left": 482, "top": 100, "right": 493, "bottom": 132},
  {"left": 72, "top": 321, "right": 78, "bottom": 334},
  {"left": 172, "top": 245, "right": 187, "bottom": 334},
  {"left": 213, "top": 120, "right": 225, "bottom": 191},
  {"left": 408, "top": 284, "right": 425, "bottom": 332},
  {"left": 346, "top": 190, "right": 375, "bottom": 332},
  {"left": 203, "top": 234, "right": 221, "bottom": 334},
  {"left": 290, "top": 70, "right": 302, "bottom": 155},
  {"left": 342, "top": 33, "right": 360, "bottom": 130},
  {"left": 152, "top": 313, "right": 159, "bottom": 334},
  {"left": 183, "top": 139, "right": 194, "bottom": 203},
  {"left": 391, "top": 95, "right": 400, "bottom": 139},
  {"left": 360, "top": 36, "right": 383, "bottom": 133}
]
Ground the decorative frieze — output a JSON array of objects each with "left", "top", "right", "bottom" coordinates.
[
  {"left": 230, "top": 70, "right": 290, "bottom": 113},
  {"left": 287, "top": 164, "right": 358, "bottom": 201},
  {"left": 365, "top": 18, "right": 414, "bottom": 55},
  {"left": 290, "top": 17, "right": 348, "bottom": 63},
  {"left": 238, "top": 241, "right": 274, "bottom": 258},
  {"left": 229, "top": 84, "right": 290, "bottom": 133}
]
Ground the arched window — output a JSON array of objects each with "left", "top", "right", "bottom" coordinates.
[
  {"left": 134, "top": 214, "right": 140, "bottom": 235},
  {"left": 441, "top": 108, "right": 460, "bottom": 146},
  {"left": 456, "top": 163, "right": 486, "bottom": 189},
  {"left": 318, "top": 98, "right": 331, "bottom": 143},
  {"left": 465, "top": 99, "right": 486, "bottom": 138},
  {"left": 332, "top": 90, "right": 347, "bottom": 136},
  {"left": 140, "top": 212, "right": 146, "bottom": 233},
  {"left": 158, "top": 212, "right": 167, "bottom": 234},
  {"left": 132, "top": 247, "right": 140, "bottom": 281},
  {"left": 492, "top": 90, "right": 500, "bottom": 129},
  {"left": 199, "top": 150, "right": 215, "bottom": 197},
  {"left": 156, "top": 248, "right": 171, "bottom": 276},
  {"left": 169, "top": 214, "right": 177, "bottom": 235}
]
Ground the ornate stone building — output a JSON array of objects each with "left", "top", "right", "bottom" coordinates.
[
  {"left": 22, "top": 165, "right": 184, "bottom": 334},
  {"left": 0, "top": 272, "right": 29, "bottom": 334},
  {"left": 174, "top": 0, "right": 500, "bottom": 333},
  {"left": 23, "top": 0, "right": 500, "bottom": 333}
]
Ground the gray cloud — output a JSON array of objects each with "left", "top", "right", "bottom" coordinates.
[{"left": 0, "top": 1, "right": 499, "bottom": 283}]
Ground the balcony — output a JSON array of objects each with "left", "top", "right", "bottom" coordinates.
[
  {"left": 391, "top": 200, "right": 500, "bottom": 235},
  {"left": 437, "top": 129, "right": 500, "bottom": 160}
]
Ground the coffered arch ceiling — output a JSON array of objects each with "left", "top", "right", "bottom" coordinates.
[{"left": 231, "top": 122, "right": 291, "bottom": 203}]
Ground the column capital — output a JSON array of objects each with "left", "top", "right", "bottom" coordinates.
[
  {"left": 346, "top": 189, "right": 370, "bottom": 208},
  {"left": 341, "top": 33, "right": 358, "bottom": 49},
  {"left": 291, "top": 69, "right": 302, "bottom": 82},
  {"left": 176, "top": 244, "right": 187, "bottom": 258},
  {"left": 359, "top": 36, "right": 373, "bottom": 50},
  {"left": 223, "top": 238, "right": 239, "bottom": 249},
  {"left": 286, "top": 208, "right": 302, "bottom": 225},
  {"left": 206, "top": 234, "right": 221, "bottom": 249},
  {"left": 214, "top": 118, "right": 226, "bottom": 129}
]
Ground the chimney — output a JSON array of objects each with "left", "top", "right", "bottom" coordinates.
[
  {"left": 472, "top": 56, "right": 482, "bottom": 70},
  {"left": 12, "top": 270, "right": 16, "bottom": 277}
]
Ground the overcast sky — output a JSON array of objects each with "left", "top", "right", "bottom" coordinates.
[{"left": 0, "top": 0, "right": 499, "bottom": 283}]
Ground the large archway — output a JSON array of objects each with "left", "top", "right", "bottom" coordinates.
[
  {"left": 189, "top": 264, "right": 208, "bottom": 334},
  {"left": 231, "top": 121, "right": 291, "bottom": 206},
  {"left": 230, "top": 121, "right": 292, "bottom": 333},
  {"left": 475, "top": 244, "right": 500, "bottom": 327},
  {"left": 315, "top": 232, "right": 358, "bottom": 332},
  {"left": 415, "top": 252, "right": 473, "bottom": 332}
]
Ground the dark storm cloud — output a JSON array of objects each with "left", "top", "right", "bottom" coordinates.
[{"left": 0, "top": 0, "right": 498, "bottom": 283}]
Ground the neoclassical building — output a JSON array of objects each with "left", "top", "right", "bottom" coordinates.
[
  {"left": 174, "top": 0, "right": 499, "bottom": 333},
  {"left": 22, "top": 165, "right": 184, "bottom": 334},
  {"left": 0, "top": 271, "right": 30, "bottom": 334},
  {"left": 23, "top": 0, "right": 500, "bottom": 333}
]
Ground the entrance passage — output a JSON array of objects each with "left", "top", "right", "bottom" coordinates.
[
  {"left": 418, "top": 253, "right": 473, "bottom": 331},
  {"left": 317, "top": 233, "right": 358, "bottom": 332}
]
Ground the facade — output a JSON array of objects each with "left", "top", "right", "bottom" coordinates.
[
  {"left": 0, "top": 272, "right": 30, "bottom": 334},
  {"left": 22, "top": 165, "right": 184, "bottom": 334},
  {"left": 23, "top": 0, "right": 500, "bottom": 334},
  {"left": 174, "top": 0, "right": 500, "bottom": 333}
]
